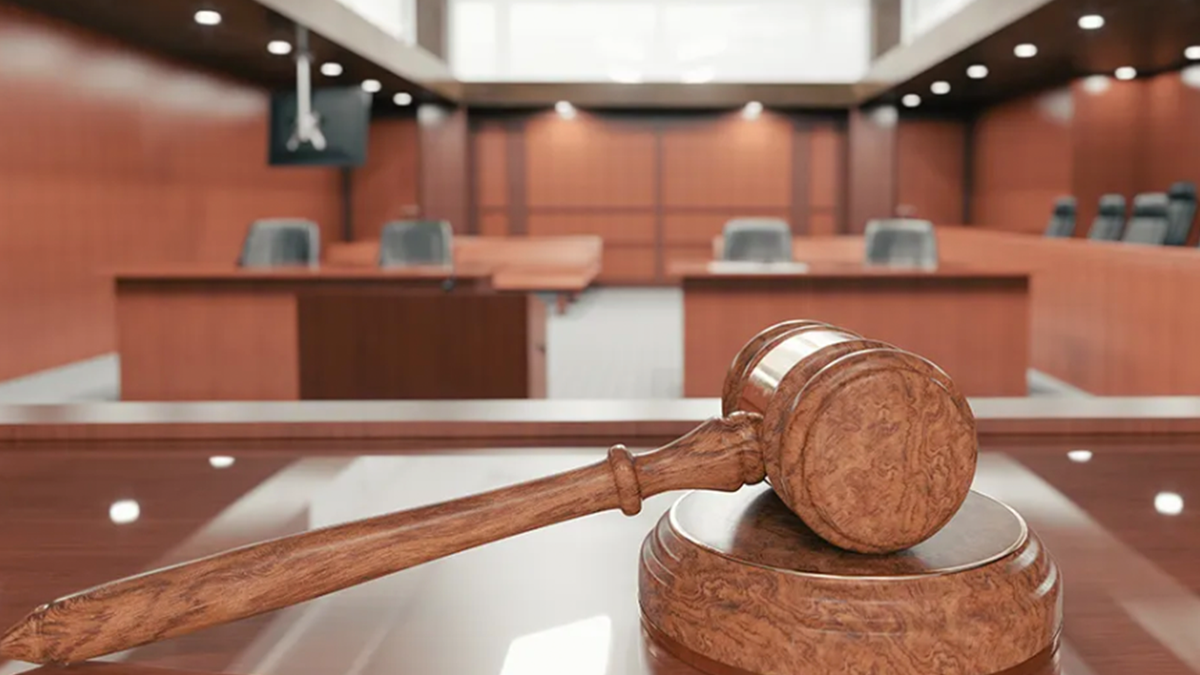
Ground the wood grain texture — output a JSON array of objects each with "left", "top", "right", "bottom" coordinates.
[
  {"left": 473, "top": 121, "right": 509, "bottom": 209},
  {"left": 598, "top": 246, "right": 659, "bottom": 284},
  {"left": 897, "top": 119, "right": 966, "bottom": 224},
  {"left": 971, "top": 88, "right": 1073, "bottom": 234},
  {"left": 847, "top": 106, "right": 898, "bottom": 233},
  {"left": 526, "top": 212, "right": 656, "bottom": 244},
  {"left": 679, "top": 267, "right": 1030, "bottom": 397},
  {"left": 639, "top": 486, "right": 1061, "bottom": 675},
  {"left": 478, "top": 211, "right": 510, "bottom": 236},
  {"left": 1071, "top": 79, "right": 1142, "bottom": 229},
  {"left": 525, "top": 113, "right": 656, "bottom": 208},
  {"left": 0, "top": 4, "right": 340, "bottom": 382},
  {"left": 417, "top": 106, "right": 469, "bottom": 230},
  {"left": 0, "top": 414, "right": 765, "bottom": 665},
  {"left": 351, "top": 118, "right": 420, "bottom": 241},
  {"left": 660, "top": 114, "right": 793, "bottom": 209}
]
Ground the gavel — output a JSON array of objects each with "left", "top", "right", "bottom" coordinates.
[{"left": 0, "top": 321, "right": 977, "bottom": 665}]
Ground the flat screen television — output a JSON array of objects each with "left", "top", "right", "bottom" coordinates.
[{"left": 269, "top": 86, "right": 371, "bottom": 167}]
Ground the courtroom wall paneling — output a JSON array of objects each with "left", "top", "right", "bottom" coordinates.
[
  {"left": 896, "top": 118, "right": 966, "bottom": 225},
  {"left": 659, "top": 112, "right": 793, "bottom": 210},
  {"left": 0, "top": 4, "right": 341, "bottom": 382},
  {"left": 847, "top": 106, "right": 898, "bottom": 233},
  {"left": 1070, "top": 79, "right": 1142, "bottom": 229},
  {"left": 351, "top": 118, "right": 420, "bottom": 240},
  {"left": 808, "top": 123, "right": 846, "bottom": 235},
  {"left": 418, "top": 105, "right": 470, "bottom": 232},
  {"left": 969, "top": 88, "right": 1073, "bottom": 234}
]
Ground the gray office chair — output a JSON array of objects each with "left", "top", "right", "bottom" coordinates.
[
  {"left": 864, "top": 219, "right": 938, "bottom": 269},
  {"left": 1086, "top": 194, "right": 1126, "bottom": 241},
  {"left": 1165, "top": 182, "right": 1197, "bottom": 246},
  {"left": 1044, "top": 197, "right": 1077, "bottom": 238},
  {"left": 1121, "top": 193, "right": 1171, "bottom": 245},
  {"left": 379, "top": 220, "right": 454, "bottom": 267},
  {"left": 721, "top": 218, "right": 793, "bottom": 263},
  {"left": 238, "top": 219, "right": 320, "bottom": 268}
]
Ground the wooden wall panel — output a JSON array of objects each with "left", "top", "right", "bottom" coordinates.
[
  {"left": 526, "top": 213, "right": 655, "bottom": 245},
  {"left": 418, "top": 105, "right": 470, "bottom": 231},
  {"left": 809, "top": 212, "right": 838, "bottom": 237},
  {"left": 663, "top": 211, "right": 793, "bottom": 246},
  {"left": 473, "top": 121, "right": 509, "bottom": 209},
  {"left": 847, "top": 106, "right": 898, "bottom": 233},
  {"left": 479, "top": 212, "right": 510, "bottom": 236},
  {"left": 897, "top": 119, "right": 966, "bottom": 224},
  {"left": 0, "top": 4, "right": 340, "bottom": 382},
  {"left": 1070, "top": 79, "right": 1142, "bottom": 229},
  {"left": 352, "top": 118, "right": 420, "bottom": 240},
  {"left": 970, "top": 88, "right": 1073, "bottom": 234},
  {"left": 1138, "top": 70, "right": 1200, "bottom": 208},
  {"left": 809, "top": 125, "right": 843, "bottom": 213},
  {"left": 661, "top": 113, "right": 793, "bottom": 209},
  {"left": 597, "top": 247, "right": 658, "bottom": 283},
  {"left": 525, "top": 114, "right": 656, "bottom": 208}
]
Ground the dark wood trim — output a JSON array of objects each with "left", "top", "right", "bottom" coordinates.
[
  {"left": 963, "top": 113, "right": 978, "bottom": 224},
  {"left": 340, "top": 167, "right": 354, "bottom": 242},
  {"left": 505, "top": 117, "right": 528, "bottom": 235},
  {"left": 653, "top": 120, "right": 666, "bottom": 281},
  {"left": 791, "top": 119, "right": 812, "bottom": 236}
]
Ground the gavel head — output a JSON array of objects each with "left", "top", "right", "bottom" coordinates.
[{"left": 724, "top": 321, "right": 977, "bottom": 554}]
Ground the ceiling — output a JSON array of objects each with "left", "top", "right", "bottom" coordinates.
[
  {"left": 3, "top": 0, "right": 439, "bottom": 115},
  {"left": 877, "top": 0, "right": 1200, "bottom": 111}
]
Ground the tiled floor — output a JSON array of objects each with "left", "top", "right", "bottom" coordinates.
[{"left": 0, "top": 288, "right": 1081, "bottom": 402}]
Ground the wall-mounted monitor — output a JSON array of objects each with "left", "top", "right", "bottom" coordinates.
[{"left": 269, "top": 86, "right": 371, "bottom": 167}]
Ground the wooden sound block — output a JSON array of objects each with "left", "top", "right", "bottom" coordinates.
[{"left": 639, "top": 486, "right": 1062, "bottom": 675}]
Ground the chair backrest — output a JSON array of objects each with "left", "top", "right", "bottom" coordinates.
[
  {"left": 1086, "top": 194, "right": 1127, "bottom": 241},
  {"left": 379, "top": 220, "right": 454, "bottom": 267},
  {"left": 1165, "top": 182, "right": 1197, "bottom": 246},
  {"left": 721, "top": 218, "right": 793, "bottom": 263},
  {"left": 1121, "top": 193, "right": 1171, "bottom": 245},
  {"left": 239, "top": 219, "right": 320, "bottom": 268},
  {"left": 1044, "top": 196, "right": 1077, "bottom": 238},
  {"left": 864, "top": 219, "right": 938, "bottom": 268}
]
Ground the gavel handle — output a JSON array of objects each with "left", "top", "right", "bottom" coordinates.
[{"left": 0, "top": 414, "right": 763, "bottom": 665}]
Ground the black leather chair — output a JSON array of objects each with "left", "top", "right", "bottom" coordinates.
[
  {"left": 721, "top": 218, "right": 793, "bottom": 263},
  {"left": 1121, "top": 193, "right": 1171, "bottom": 245},
  {"left": 379, "top": 220, "right": 454, "bottom": 268},
  {"left": 238, "top": 219, "right": 321, "bottom": 268},
  {"left": 1044, "top": 197, "right": 1077, "bottom": 238},
  {"left": 1165, "top": 182, "right": 1197, "bottom": 246},
  {"left": 1086, "top": 194, "right": 1127, "bottom": 241},
  {"left": 864, "top": 219, "right": 938, "bottom": 269}
]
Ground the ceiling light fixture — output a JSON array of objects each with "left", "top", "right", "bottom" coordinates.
[
  {"left": 742, "top": 101, "right": 763, "bottom": 119},
  {"left": 361, "top": 78, "right": 382, "bottom": 93},
  {"left": 1115, "top": 66, "right": 1137, "bottom": 81},
  {"left": 109, "top": 499, "right": 141, "bottom": 525},
  {"left": 393, "top": 92, "right": 413, "bottom": 106},
  {"left": 555, "top": 100, "right": 577, "bottom": 119},
  {"left": 267, "top": 40, "right": 292, "bottom": 56},
  {"left": 209, "top": 456, "right": 236, "bottom": 469},
  {"left": 1078, "top": 14, "right": 1105, "bottom": 30},
  {"left": 967, "top": 64, "right": 989, "bottom": 79},
  {"left": 320, "top": 62, "right": 343, "bottom": 77},
  {"left": 1014, "top": 43, "right": 1038, "bottom": 58},
  {"left": 931, "top": 81, "right": 951, "bottom": 95},
  {"left": 1187, "top": 46, "right": 1200, "bottom": 61},
  {"left": 902, "top": 94, "right": 921, "bottom": 108},
  {"left": 194, "top": 9, "right": 222, "bottom": 26}
]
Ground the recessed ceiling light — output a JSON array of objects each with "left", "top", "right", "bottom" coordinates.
[
  {"left": 320, "top": 62, "right": 343, "bottom": 77},
  {"left": 194, "top": 9, "right": 221, "bottom": 26},
  {"left": 1014, "top": 43, "right": 1038, "bottom": 58},
  {"left": 1067, "top": 449, "right": 1093, "bottom": 463},
  {"left": 902, "top": 93, "right": 921, "bottom": 108},
  {"left": 742, "top": 101, "right": 763, "bottom": 119},
  {"left": 1115, "top": 66, "right": 1137, "bottom": 81},
  {"left": 930, "top": 81, "right": 951, "bottom": 95},
  {"left": 267, "top": 40, "right": 292, "bottom": 56},
  {"left": 361, "top": 78, "right": 382, "bottom": 93},
  {"left": 555, "top": 100, "right": 577, "bottom": 119},
  {"left": 208, "top": 456, "right": 236, "bottom": 469},
  {"left": 1078, "top": 14, "right": 1105, "bottom": 30},
  {"left": 1155, "top": 491, "right": 1184, "bottom": 515},
  {"left": 967, "top": 64, "right": 989, "bottom": 79},
  {"left": 393, "top": 92, "right": 413, "bottom": 106},
  {"left": 1082, "top": 74, "right": 1112, "bottom": 94},
  {"left": 1187, "top": 46, "right": 1200, "bottom": 60},
  {"left": 109, "top": 499, "right": 141, "bottom": 525}
]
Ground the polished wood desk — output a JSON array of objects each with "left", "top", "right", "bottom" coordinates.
[
  {"left": 114, "top": 266, "right": 545, "bottom": 401},
  {"left": 327, "top": 235, "right": 603, "bottom": 313},
  {"left": 673, "top": 261, "right": 1030, "bottom": 397},
  {"left": 1, "top": 400, "right": 1197, "bottom": 674}
]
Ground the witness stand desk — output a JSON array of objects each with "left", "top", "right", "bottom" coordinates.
[
  {"left": 673, "top": 259, "right": 1030, "bottom": 397},
  {"left": 326, "top": 235, "right": 603, "bottom": 314},
  {"left": 113, "top": 266, "right": 545, "bottom": 401}
]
